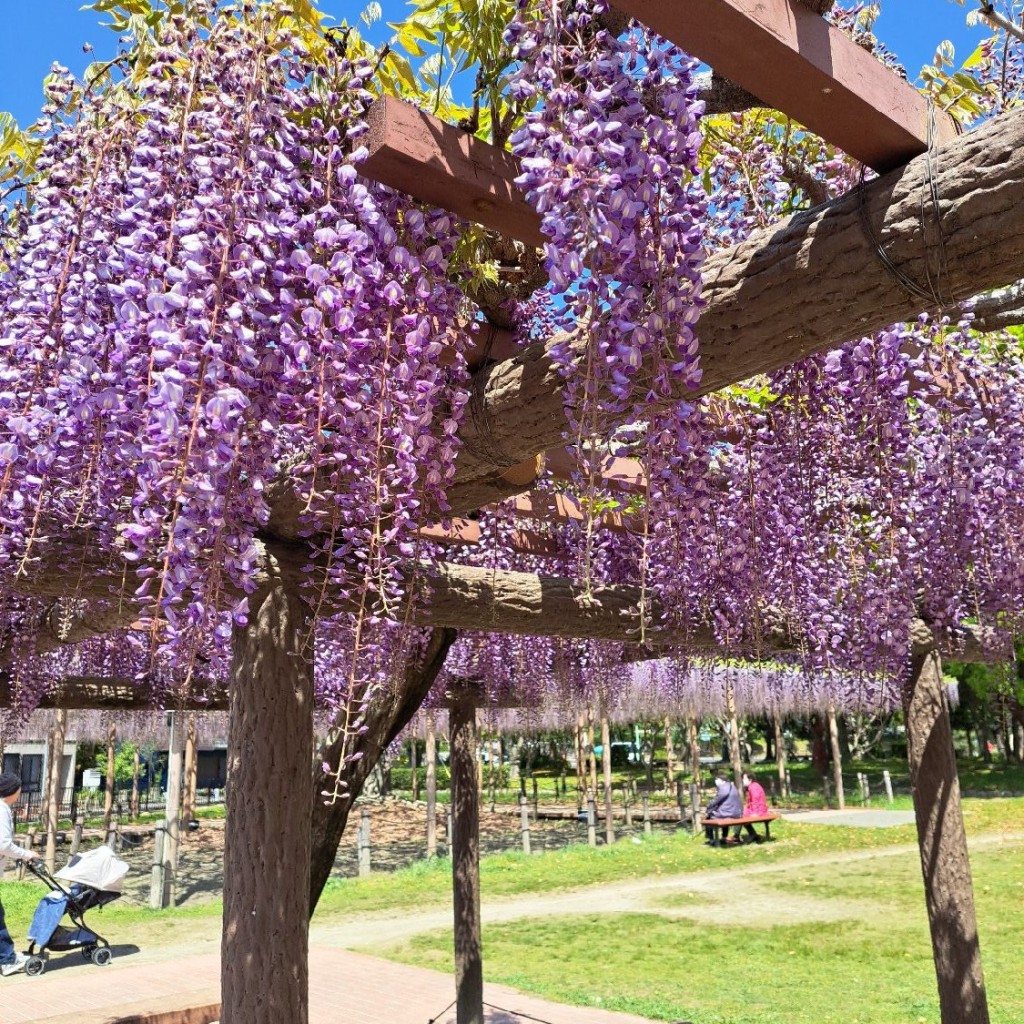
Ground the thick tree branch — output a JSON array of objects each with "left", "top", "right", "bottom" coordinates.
[
  {"left": 969, "top": 280, "right": 1024, "bottom": 332},
  {"left": 432, "top": 105, "right": 1024, "bottom": 515}
]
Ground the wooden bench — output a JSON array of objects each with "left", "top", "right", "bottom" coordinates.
[{"left": 700, "top": 813, "right": 780, "bottom": 846}]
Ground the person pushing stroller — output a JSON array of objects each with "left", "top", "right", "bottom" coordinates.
[{"left": 1, "top": 772, "right": 39, "bottom": 977}]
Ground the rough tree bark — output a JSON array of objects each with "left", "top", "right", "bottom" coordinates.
[
  {"left": 182, "top": 714, "right": 198, "bottom": 825},
  {"left": 428, "top": 107, "right": 1024, "bottom": 516},
  {"left": 44, "top": 709, "right": 67, "bottom": 872},
  {"left": 308, "top": 628, "right": 457, "bottom": 912},
  {"left": 587, "top": 709, "right": 598, "bottom": 797},
  {"left": 827, "top": 703, "right": 846, "bottom": 810},
  {"left": 601, "top": 714, "right": 614, "bottom": 845},
  {"left": 905, "top": 630, "right": 990, "bottom": 1024},
  {"left": 449, "top": 689, "right": 483, "bottom": 1024},
  {"left": 222, "top": 548, "right": 314, "bottom": 1024},
  {"left": 130, "top": 747, "right": 140, "bottom": 820},
  {"left": 103, "top": 721, "right": 116, "bottom": 833},
  {"left": 664, "top": 716, "right": 676, "bottom": 790}
]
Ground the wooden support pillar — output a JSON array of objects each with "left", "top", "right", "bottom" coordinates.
[
  {"left": 103, "top": 721, "right": 116, "bottom": 832},
  {"left": 449, "top": 691, "right": 483, "bottom": 1024},
  {"left": 182, "top": 714, "right": 198, "bottom": 825},
  {"left": 905, "top": 643, "right": 989, "bottom": 1024},
  {"left": 601, "top": 715, "right": 614, "bottom": 845},
  {"left": 221, "top": 556, "right": 313, "bottom": 1024},
  {"left": 410, "top": 736, "right": 420, "bottom": 802},
  {"left": 827, "top": 703, "right": 846, "bottom": 810},
  {"left": 44, "top": 709, "right": 67, "bottom": 873},
  {"left": 426, "top": 716, "right": 438, "bottom": 858}
]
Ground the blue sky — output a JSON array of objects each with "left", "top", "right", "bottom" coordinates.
[{"left": 0, "top": 2, "right": 987, "bottom": 130}]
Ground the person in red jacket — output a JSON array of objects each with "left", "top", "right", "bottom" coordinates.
[{"left": 741, "top": 771, "right": 769, "bottom": 843}]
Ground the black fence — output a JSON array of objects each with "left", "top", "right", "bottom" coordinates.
[{"left": 12, "top": 785, "right": 225, "bottom": 826}]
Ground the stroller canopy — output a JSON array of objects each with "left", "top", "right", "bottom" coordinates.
[{"left": 56, "top": 845, "right": 130, "bottom": 893}]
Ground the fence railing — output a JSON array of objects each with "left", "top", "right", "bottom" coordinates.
[{"left": 12, "top": 785, "right": 225, "bottom": 827}]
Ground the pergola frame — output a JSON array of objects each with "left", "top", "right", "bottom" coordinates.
[{"left": 6, "top": 5, "right": 1018, "bottom": 1024}]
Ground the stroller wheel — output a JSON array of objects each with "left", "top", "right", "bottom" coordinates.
[
  {"left": 24, "top": 956, "right": 45, "bottom": 977},
  {"left": 81, "top": 945, "right": 96, "bottom": 960},
  {"left": 91, "top": 947, "right": 113, "bottom": 967}
]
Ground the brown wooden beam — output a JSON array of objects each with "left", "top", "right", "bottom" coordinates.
[
  {"left": 0, "top": 675, "right": 229, "bottom": 711},
  {"left": 363, "top": 95, "right": 545, "bottom": 247},
  {"left": 616, "top": 0, "right": 955, "bottom": 172},
  {"left": 408, "top": 562, "right": 1002, "bottom": 665}
]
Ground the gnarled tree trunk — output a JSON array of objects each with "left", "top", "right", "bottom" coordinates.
[
  {"left": 44, "top": 709, "right": 67, "bottom": 872},
  {"left": 222, "top": 550, "right": 313, "bottom": 1024},
  {"left": 905, "top": 641, "right": 989, "bottom": 1024},
  {"left": 827, "top": 702, "right": 846, "bottom": 810}
]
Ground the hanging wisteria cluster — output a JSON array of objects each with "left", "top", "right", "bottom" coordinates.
[
  {"left": 4, "top": 0, "right": 1024, "bottom": 769},
  {"left": 0, "top": 2, "right": 470, "bottom": 700}
]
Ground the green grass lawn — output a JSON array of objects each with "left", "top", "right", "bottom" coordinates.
[
  {"left": 375, "top": 844, "right": 1024, "bottom": 1024},
  {"left": 1, "top": 795, "right": 1020, "bottom": 1024}
]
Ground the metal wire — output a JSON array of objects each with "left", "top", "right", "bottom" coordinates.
[{"left": 857, "top": 102, "right": 954, "bottom": 312}]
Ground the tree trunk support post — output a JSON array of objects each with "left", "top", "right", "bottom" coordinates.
[
  {"left": 162, "top": 711, "right": 185, "bottom": 909},
  {"left": 905, "top": 636, "right": 990, "bottom": 1024},
  {"left": 827, "top": 703, "right": 846, "bottom": 810},
  {"left": 426, "top": 716, "right": 438, "bottom": 858},
  {"left": 44, "top": 709, "right": 67, "bottom": 873},
  {"left": 449, "top": 688, "right": 484, "bottom": 1024},
  {"left": 103, "top": 721, "right": 116, "bottom": 832},
  {"left": 182, "top": 714, "right": 198, "bottom": 826},
  {"left": 601, "top": 715, "right": 614, "bottom": 845},
  {"left": 221, "top": 549, "right": 314, "bottom": 1024}
]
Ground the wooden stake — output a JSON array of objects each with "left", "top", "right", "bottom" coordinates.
[{"left": 519, "top": 795, "right": 531, "bottom": 855}]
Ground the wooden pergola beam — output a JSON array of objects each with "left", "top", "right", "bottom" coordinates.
[
  {"left": 363, "top": 95, "right": 545, "bottom": 247},
  {"left": 612, "top": 0, "right": 954, "bottom": 172},
  {"left": 0, "top": 675, "right": 229, "bottom": 711},
  {"left": 406, "top": 562, "right": 1001, "bottom": 665}
]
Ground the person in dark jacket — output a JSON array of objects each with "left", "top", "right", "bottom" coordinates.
[
  {"left": 704, "top": 774, "right": 742, "bottom": 844},
  {"left": 1, "top": 773, "right": 38, "bottom": 976}
]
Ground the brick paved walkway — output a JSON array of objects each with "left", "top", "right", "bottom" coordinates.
[{"left": 2, "top": 946, "right": 653, "bottom": 1024}]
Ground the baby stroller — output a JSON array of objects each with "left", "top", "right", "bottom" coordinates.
[{"left": 22, "top": 845, "right": 129, "bottom": 976}]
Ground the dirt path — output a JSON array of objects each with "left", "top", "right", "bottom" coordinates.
[
  {"left": 312, "top": 830, "right": 1024, "bottom": 948},
  {"left": 76, "top": 829, "right": 1023, "bottom": 970}
]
